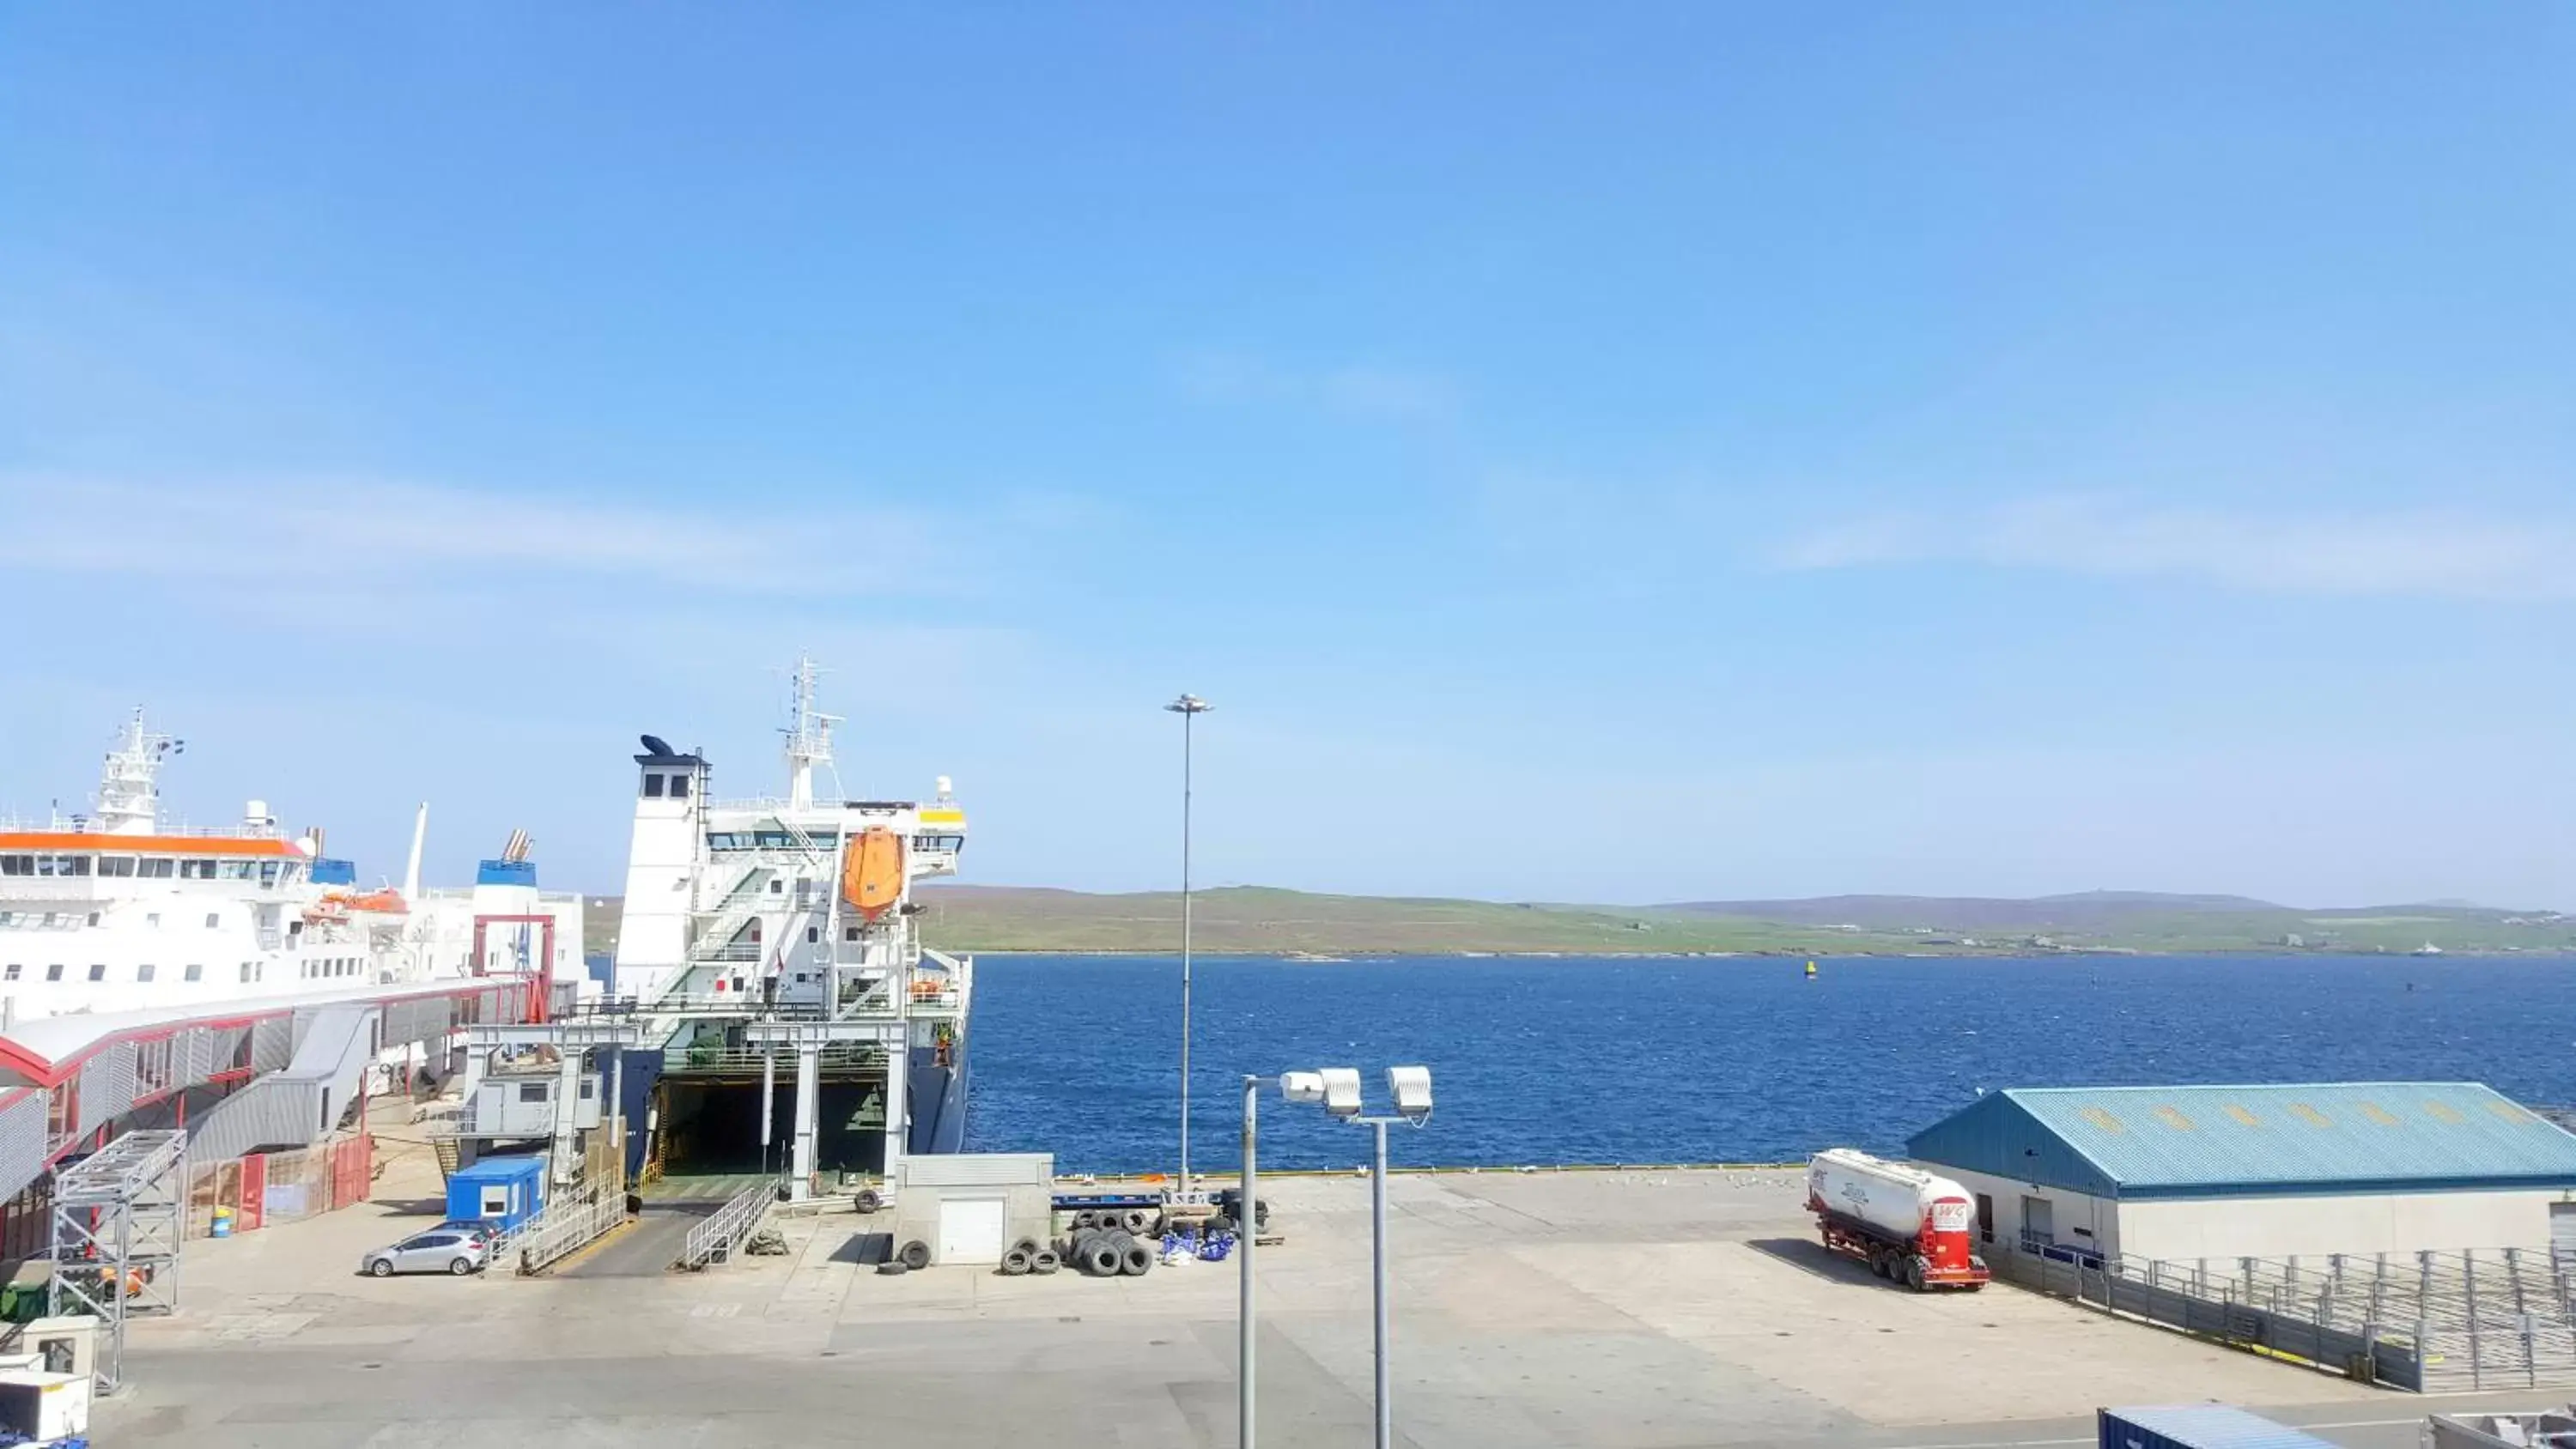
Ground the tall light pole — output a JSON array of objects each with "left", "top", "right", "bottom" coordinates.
[{"left": 1167, "top": 693, "right": 1212, "bottom": 1192}]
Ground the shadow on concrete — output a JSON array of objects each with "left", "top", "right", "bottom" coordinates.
[
  {"left": 374, "top": 1196, "right": 447, "bottom": 1216},
  {"left": 830, "top": 1232, "right": 892, "bottom": 1266},
  {"left": 1745, "top": 1235, "right": 1888, "bottom": 1288}
]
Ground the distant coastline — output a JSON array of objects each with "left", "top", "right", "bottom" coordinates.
[{"left": 582, "top": 884, "right": 2576, "bottom": 961}]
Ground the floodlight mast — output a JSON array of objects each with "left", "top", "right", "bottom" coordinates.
[{"left": 1259, "top": 1064, "right": 1432, "bottom": 1449}]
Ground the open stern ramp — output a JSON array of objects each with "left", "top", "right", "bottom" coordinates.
[{"left": 562, "top": 1173, "right": 775, "bottom": 1278}]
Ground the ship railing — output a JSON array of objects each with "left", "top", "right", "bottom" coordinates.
[
  {"left": 663, "top": 1042, "right": 885, "bottom": 1074},
  {"left": 624, "top": 994, "right": 829, "bottom": 1020},
  {"left": 706, "top": 796, "right": 916, "bottom": 816},
  {"left": 684, "top": 868, "right": 777, "bottom": 962}
]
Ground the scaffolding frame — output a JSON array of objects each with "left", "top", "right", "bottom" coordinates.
[{"left": 50, "top": 1129, "right": 187, "bottom": 1391}]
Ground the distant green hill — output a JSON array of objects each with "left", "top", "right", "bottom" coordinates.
[{"left": 581, "top": 885, "right": 2576, "bottom": 958}]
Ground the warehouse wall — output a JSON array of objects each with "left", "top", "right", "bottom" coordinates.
[{"left": 2115, "top": 1188, "right": 2574, "bottom": 1261}]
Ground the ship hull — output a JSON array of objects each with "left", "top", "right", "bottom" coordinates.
[{"left": 906, "top": 1038, "right": 972, "bottom": 1156}]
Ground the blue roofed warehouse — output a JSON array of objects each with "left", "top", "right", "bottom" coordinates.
[{"left": 1906, "top": 1082, "right": 2576, "bottom": 1264}]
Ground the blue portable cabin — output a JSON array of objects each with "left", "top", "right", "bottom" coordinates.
[
  {"left": 446, "top": 1155, "right": 546, "bottom": 1233},
  {"left": 2100, "top": 1405, "right": 2340, "bottom": 1449}
]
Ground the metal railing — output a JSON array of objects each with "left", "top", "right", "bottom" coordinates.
[
  {"left": 678, "top": 1180, "right": 776, "bottom": 1270},
  {"left": 664, "top": 1043, "right": 886, "bottom": 1074},
  {"left": 685, "top": 868, "right": 776, "bottom": 966},
  {"left": 1996, "top": 1240, "right": 2576, "bottom": 1392},
  {"left": 513, "top": 1192, "right": 629, "bottom": 1276}
]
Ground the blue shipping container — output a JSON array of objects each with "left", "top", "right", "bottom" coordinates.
[
  {"left": 2100, "top": 1407, "right": 2342, "bottom": 1449},
  {"left": 445, "top": 1155, "right": 546, "bottom": 1233}
]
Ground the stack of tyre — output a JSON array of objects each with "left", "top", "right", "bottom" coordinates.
[
  {"left": 1055, "top": 1207, "right": 1159, "bottom": 1277},
  {"left": 996, "top": 1234, "right": 1062, "bottom": 1276}
]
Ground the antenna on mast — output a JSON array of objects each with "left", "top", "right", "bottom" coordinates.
[
  {"left": 95, "top": 707, "right": 180, "bottom": 836},
  {"left": 782, "top": 654, "right": 841, "bottom": 810}
]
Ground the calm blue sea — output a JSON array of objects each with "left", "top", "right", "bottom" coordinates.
[{"left": 960, "top": 953, "right": 2576, "bottom": 1176}]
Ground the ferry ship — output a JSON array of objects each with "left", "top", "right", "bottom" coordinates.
[
  {"left": 609, "top": 658, "right": 973, "bottom": 1185},
  {"left": 0, "top": 712, "right": 585, "bottom": 1022}
]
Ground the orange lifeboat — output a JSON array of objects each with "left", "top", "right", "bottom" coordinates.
[{"left": 841, "top": 826, "right": 905, "bottom": 921}]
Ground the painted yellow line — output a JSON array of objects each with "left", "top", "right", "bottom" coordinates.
[{"left": 534, "top": 1216, "right": 636, "bottom": 1276}]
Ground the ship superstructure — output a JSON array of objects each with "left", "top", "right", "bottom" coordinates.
[
  {"left": 0, "top": 711, "right": 431, "bottom": 1016},
  {"left": 608, "top": 658, "right": 971, "bottom": 1197}
]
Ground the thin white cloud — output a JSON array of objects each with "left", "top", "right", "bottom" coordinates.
[
  {"left": 1777, "top": 496, "right": 2576, "bottom": 602},
  {"left": 0, "top": 473, "right": 959, "bottom": 594},
  {"left": 1175, "top": 351, "right": 1461, "bottom": 424}
]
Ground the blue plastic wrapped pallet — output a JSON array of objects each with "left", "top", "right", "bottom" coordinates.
[{"left": 2099, "top": 1406, "right": 2341, "bottom": 1449}]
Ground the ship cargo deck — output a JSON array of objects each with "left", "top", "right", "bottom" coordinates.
[{"left": 95, "top": 1122, "right": 2492, "bottom": 1449}]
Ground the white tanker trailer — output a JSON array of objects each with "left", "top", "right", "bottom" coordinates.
[{"left": 1805, "top": 1148, "right": 1990, "bottom": 1291}]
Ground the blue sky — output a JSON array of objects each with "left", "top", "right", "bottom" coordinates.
[{"left": 3, "top": 5, "right": 2571, "bottom": 906}]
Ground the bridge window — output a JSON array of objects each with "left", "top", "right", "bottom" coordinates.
[
  {"left": 136, "top": 964, "right": 155, "bottom": 983},
  {"left": 642, "top": 773, "right": 665, "bottom": 798},
  {"left": 184, "top": 964, "right": 202, "bottom": 982},
  {"left": 44, "top": 966, "right": 62, "bottom": 982},
  {"left": 667, "top": 773, "right": 690, "bottom": 800},
  {"left": 86, "top": 965, "right": 103, "bottom": 982},
  {"left": 179, "top": 860, "right": 216, "bottom": 880},
  {"left": 96, "top": 857, "right": 136, "bottom": 878},
  {"left": 216, "top": 862, "right": 255, "bottom": 882},
  {"left": 138, "top": 859, "right": 173, "bottom": 879},
  {"left": 204, "top": 912, "right": 220, "bottom": 928},
  {"left": 0, "top": 857, "right": 28, "bottom": 876},
  {"left": 2, "top": 966, "right": 15, "bottom": 981}
]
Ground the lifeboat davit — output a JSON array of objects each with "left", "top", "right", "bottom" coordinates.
[{"left": 841, "top": 826, "right": 905, "bottom": 921}]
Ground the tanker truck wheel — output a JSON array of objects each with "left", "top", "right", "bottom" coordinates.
[
  {"left": 1867, "top": 1249, "right": 1889, "bottom": 1279},
  {"left": 1902, "top": 1257, "right": 1926, "bottom": 1293}
]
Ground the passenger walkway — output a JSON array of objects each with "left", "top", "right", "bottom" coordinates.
[{"left": 0, "top": 974, "right": 540, "bottom": 1216}]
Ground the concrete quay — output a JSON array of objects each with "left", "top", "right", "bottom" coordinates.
[{"left": 98, "top": 1139, "right": 2549, "bottom": 1449}]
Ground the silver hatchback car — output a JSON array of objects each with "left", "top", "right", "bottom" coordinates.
[{"left": 360, "top": 1229, "right": 490, "bottom": 1277}]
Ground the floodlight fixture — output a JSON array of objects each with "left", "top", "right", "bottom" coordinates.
[{"left": 1387, "top": 1065, "right": 1433, "bottom": 1125}]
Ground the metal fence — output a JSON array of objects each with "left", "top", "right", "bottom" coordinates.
[
  {"left": 1997, "top": 1241, "right": 2576, "bottom": 1392},
  {"left": 513, "top": 1191, "right": 629, "bottom": 1275},
  {"left": 678, "top": 1180, "right": 775, "bottom": 1270}
]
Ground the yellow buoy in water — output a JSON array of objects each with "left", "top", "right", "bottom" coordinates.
[{"left": 1804, "top": 960, "right": 1818, "bottom": 979}]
